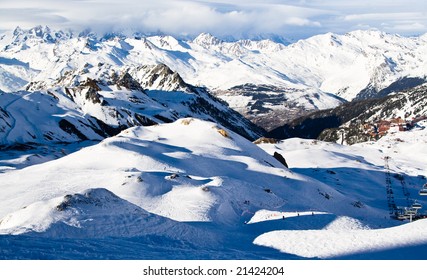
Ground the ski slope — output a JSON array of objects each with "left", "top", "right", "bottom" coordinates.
[
  {"left": 254, "top": 121, "right": 427, "bottom": 258},
  {"left": 0, "top": 118, "right": 426, "bottom": 259}
]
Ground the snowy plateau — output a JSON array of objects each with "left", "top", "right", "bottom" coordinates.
[{"left": 0, "top": 26, "right": 427, "bottom": 260}]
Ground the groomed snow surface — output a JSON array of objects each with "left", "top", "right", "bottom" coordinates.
[{"left": 1, "top": 118, "right": 427, "bottom": 259}]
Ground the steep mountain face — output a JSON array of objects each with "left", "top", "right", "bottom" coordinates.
[
  {"left": 354, "top": 77, "right": 427, "bottom": 100},
  {"left": 288, "top": 30, "right": 427, "bottom": 101},
  {"left": 1, "top": 26, "right": 426, "bottom": 133},
  {"left": 268, "top": 84, "right": 427, "bottom": 144},
  {"left": 0, "top": 61, "right": 264, "bottom": 146}
]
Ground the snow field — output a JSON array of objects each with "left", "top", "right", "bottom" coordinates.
[{"left": 0, "top": 117, "right": 426, "bottom": 258}]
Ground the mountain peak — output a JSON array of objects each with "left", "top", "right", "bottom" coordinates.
[
  {"left": 193, "top": 32, "right": 223, "bottom": 47},
  {"left": 7, "top": 25, "right": 72, "bottom": 46},
  {"left": 237, "top": 38, "right": 285, "bottom": 52},
  {"left": 12, "top": 26, "right": 24, "bottom": 36},
  {"left": 29, "top": 25, "right": 50, "bottom": 37},
  {"left": 132, "top": 63, "right": 191, "bottom": 92}
]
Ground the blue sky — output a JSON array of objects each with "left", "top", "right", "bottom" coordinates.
[{"left": 0, "top": 0, "right": 426, "bottom": 40}]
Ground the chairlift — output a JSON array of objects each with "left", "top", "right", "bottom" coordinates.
[
  {"left": 412, "top": 201, "right": 422, "bottom": 209},
  {"left": 395, "top": 213, "right": 409, "bottom": 220},
  {"left": 404, "top": 207, "right": 417, "bottom": 216},
  {"left": 419, "top": 183, "right": 427, "bottom": 196}
]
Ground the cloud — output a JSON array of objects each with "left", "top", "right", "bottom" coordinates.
[
  {"left": 391, "top": 22, "right": 426, "bottom": 32},
  {"left": 0, "top": 0, "right": 426, "bottom": 39},
  {"left": 0, "top": 8, "right": 69, "bottom": 25}
]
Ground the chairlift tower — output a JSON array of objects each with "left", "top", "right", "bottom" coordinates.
[{"left": 384, "top": 156, "right": 397, "bottom": 215}]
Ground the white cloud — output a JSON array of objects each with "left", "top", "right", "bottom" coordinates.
[
  {"left": 0, "top": 0, "right": 426, "bottom": 39},
  {"left": 344, "top": 13, "right": 425, "bottom": 22},
  {"left": 391, "top": 22, "right": 426, "bottom": 32}
]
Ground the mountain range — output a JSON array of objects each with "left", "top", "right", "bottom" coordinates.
[
  {"left": 1, "top": 26, "right": 427, "bottom": 260},
  {"left": 1, "top": 26, "right": 426, "bottom": 132}
]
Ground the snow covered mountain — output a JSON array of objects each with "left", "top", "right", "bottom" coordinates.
[
  {"left": 1, "top": 26, "right": 426, "bottom": 132},
  {"left": 216, "top": 84, "right": 345, "bottom": 131},
  {"left": 0, "top": 60, "right": 263, "bottom": 146},
  {"left": 1, "top": 118, "right": 427, "bottom": 259},
  {"left": 269, "top": 83, "right": 427, "bottom": 143}
]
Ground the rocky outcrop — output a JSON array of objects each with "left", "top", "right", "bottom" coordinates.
[
  {"left": 58, "top": 119, "right": 89, "bottom": 141},
  {"left": 253, "top": 137, "right": 279, "bottom": 144},
  {"left": 273, "top": 151, "right": 288, "bottom": 168},
  {"left": 132, "top": 64, "right": 191, "bottom": 92},
  {"left": 113, "top": 71, "right": 144, "bottom": 91}
]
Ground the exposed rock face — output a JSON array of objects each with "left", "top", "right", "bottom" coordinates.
[
  {"left": 114, "top": 72, "right": 144, "bottom": 91},
  {"left": 79, "top": 78, "right": 101, "bottom": 91},
  {"left": 132, "top": 64, "right": 191, "bottom": 92},
  {"left": 273, "top": 151, "right": 288, "bottom": 168},
  {"left": 79, "top": 78, "right": 103, "bottom": 104},
  {"left": 84, "top": 87, "right": 102, "bottom": 104},
  {"left": 253, "top": 137, "right": 279, "bottom": 144},
  {"left": 58, "top": 119, "right": 89, "bottom": 141}
]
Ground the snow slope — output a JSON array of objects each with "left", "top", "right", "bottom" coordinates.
[
  {"left": 254, "top": 217, "right": 427, "bottom": 259},
  {"left": 0, "top": 187, "right": 216, "bottom": 249},
  {"left": 254, "top": 123, "right": 427, "bottom": 258},
  {"left": 0, "top": 118, "right": 348, "bottom": 226},
  {"left": 1, "top": 118, "right": 426, "bottom": 259}
]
